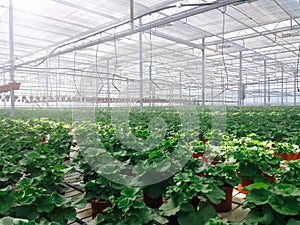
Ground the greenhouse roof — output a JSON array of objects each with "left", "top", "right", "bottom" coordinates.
[{"left": 0, "top": 0, "right": 299, "bottom": 106}]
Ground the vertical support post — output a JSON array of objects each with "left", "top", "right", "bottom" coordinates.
[
  {"left": 139, "top": 18, "right": 143, "bottom": 111},
  {"left": 149, "top": 66, "right": 152, "bottom": 107},
  {"left": 263, "top": 59, "right": 267, "bottom": 105},
  {"left": 294, "top": 72, "right": 297, "bottom": 106},
  {"left": 179, "top": 71, "right": 182, "bottom": 102},
  {"left": 238, "top": 51, "right": 243, "bottom": 107},
  {"left": 211, "top": 87, "right": 214, "bottom": 105},
  {"left": 9, "top": 0, "right": 15, "bottom": 116},
  {"left": 56, "top": 57, "right": 59, "bottom": 108},
  {"left": 201, "top": 38, "right": 205, "bottom": 106},
  {"left": 45, "top": 50, "right": 49, "bottom": 108},
  {"left": 281, "top": 67, "right": 284, "bottom": 105},
  {"left": 130, "top": 0, "right": 134, "bottom": 30},
  {"left": 268, "top": 77, "right": 270, "bottom": 103},
  {"left": 107, "top": 59, "right": 110, "bottom": 108}
]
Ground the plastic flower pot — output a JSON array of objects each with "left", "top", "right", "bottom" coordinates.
[
  {"left": 262, "top": 173, "right": 276, "bottom": 182},
  {"left": 40, "top": 135, "right": 47, "bottom": 142},
  {"left": 91, "top": 199, "right": 112, "bottom": 219},
  {"left": 192, "top": 152, "right": 204, "bottom": 159},
  {"left": 273, "top": 153, "right": 300, "bottom": 161},
  {"left": 237, "top": 172, "right": 253, "bottom": 194},
  {"left": 211, "top": 186, "right": 234, "bottom": 212},
  {"left": 237, "top": 177, "right": 253, "bottom": 194},
  {"left": 199, "top": 135, "right": 209, "bottom": 143},
  {"left": 143, "top": 190, "right": 163, "bottom": 208}
]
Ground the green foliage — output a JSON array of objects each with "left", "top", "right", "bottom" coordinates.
[{"left": 244, "top": 182, "right": 300, "bottom": 224}]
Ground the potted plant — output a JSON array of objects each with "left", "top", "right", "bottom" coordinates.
[
  {"left": 159, "top": 170, "right": 226, "bottom": 225},
  {"left": 201, "top": 158, "right": 241, "bottom": 212},
  {"left": 225, "top": 134, "right": 282, "bottom": 194},
  {"left": 142, "top": 176, "right": 174, "bottom": 208},
  {"left": 190, "top": 139, "right": 208, "bottom": 159},
  {"left": 1, "top": 177, "right": 76, "bottom": 224},
  {"left": 83, "top": 175, "right": 124, "bottom": 218},
  {"left": 271, "top": 142, "right": 300, "bottom": 161},
  {"left": 243, "top": 182, "right": 300, "bottom": 224},
  {"left": 96, "top": 187, "right": 167, "bottom": 225}
]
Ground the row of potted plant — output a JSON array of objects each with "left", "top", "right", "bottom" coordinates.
[
  {"left": 0, "top": 118, "right": 77, "bottom": 224},
  {"left": 0, "top": 82, "right": 21, "bottom": 93},
  {"left": 73, "top": 118, "right": 299, "bottom": 224}
]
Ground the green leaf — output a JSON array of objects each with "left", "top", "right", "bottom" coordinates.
[
  {"left": 287, "top": 219, "right": 300, "bottom": 225},
  {"left": 36, "top": 195, "right": 54, "bottom": 213},
  {"left": 246, "top": 205, "right": 274, "bottom": 224},
  {"left": 117, "top": 198, "right": 130, "bottom": 213},
  {"left": 15, "top": 205, "right": 40, "bottom": 220},
  {"left": 159, "top": 198, "right": 180, "bottom": 216},
  {"left": 275, "top": 183, "right": 300, "bottom": 197},
  {"left": 0, "top": 194, "right": 15, "bottom": 214},
  {"left": 132, "top": 200, "right": 145, "bottom": 209},
  {"left": 268, "top": 195, "right": 300, "bottom": 215},
  {"left": 0, "top": 185, "right": 12, "bottom": 196},
  {"left": 246, "top": 189, "right": 270, "bottom": 205},
  {"left": 53, "top": 192, "right": 70, "bottom": 207},
  {"left": 154, "top": 213, "right": 169, "bottom": 225},
  {"left": 243, "top": 182, "right": 269, "bottom": 191},
  {"left": 47, "top": 207, "right": 76, "bottom": 223},
  {"left": 205, "top": 185, "right": 225, "bottom": 205},
  {"left": 239, "top": 163, "right": 258, "bottom": 177},
  {"left": 121, "top": 187, "right": 141, "bottom": 198},
  {"left": 177, "top": 202, "right": 217, "bottom": 225},
  {"left": 20, "top": 196, "right": 36, "bottom": 205},
  {"left": 0, "top": 217, "right": 29, "bottom": 224}
]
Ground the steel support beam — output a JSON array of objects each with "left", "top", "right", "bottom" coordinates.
[
  {"left": 149, "top": 30, "right": 204, "bottom": 50},
  {"left": 139, "top": 18, "right": 143, "bottom": 111},
  {"left": 9, "top": 0, "right": 15, "bottom": 116},
  {"left": 264, "top": 59, "right": 267, "bottom": 105},
  {"left": 238, "top": 51, "right": 243, "bottom": 106},
  {"left": 12, "top": 0, "right": 242, "bottom": 69},
  {"left": 281, "top": 67, "right": 284, "bottom": 105},
  {"left": 294, "top": 72, "right": 297, "bottom": 105},
  {"left": 201, "top": 38, "right": 205, "bottom": 106},
  {"left": 107, "top": 59, "right": 110, "bottom": 108}
]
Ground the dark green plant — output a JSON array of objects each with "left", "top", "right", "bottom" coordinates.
[
  {"left": 84, "top": 175, "right": 124, "bottom": 202},
  {"left": 159, "top": 170, "right": 225, "bottom": 225},
  {"left": 205, "top": 217, "right": 246, "bottom": 225},
  {"left": 278, "top": 159, "right": 300, "bottom": 186},
  {"left": 96, "top": 187, "right": 167, "bottom": 225},
  {"left": 225, "top": 134, "right": 282, "bottom": 180},
  {"left": 272, "top": 142, "right": 300, "bottom": 154},
  {"left": 201, "top": 158, "right": 241, "bottom": 187},
  {"left": 243, "top": 182, "right": 300, "bottom": 225}
]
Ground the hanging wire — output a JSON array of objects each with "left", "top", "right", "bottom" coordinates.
[
  {"left": 95, "top": 33, "right": 104, "bottom": 98},
  {"left": 72, "top": 50, "right": 81, "bottom": 97},
  {"left": 221, "top": 6, "right": 229, "bottom": 90},
  {"left": 213, "top": 6, "right": 229, "bottom": 99},
  {"left": 148, "top": 14, "right": 161, "bottom": 90},
  {"left": 24, "top": 2, "right": 217, "bottom": 68},
  {"left": 112, "top": 28, "right": 120, "bottom": 92}
]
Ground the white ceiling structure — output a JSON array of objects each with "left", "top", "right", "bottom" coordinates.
[{"left": 0, "top": 0, "right": 299, "bottom": 107}]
